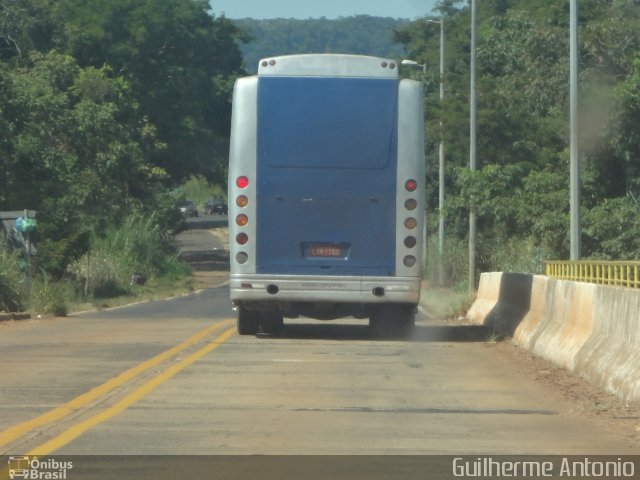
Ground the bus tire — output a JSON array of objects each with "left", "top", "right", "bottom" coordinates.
[
  {"left": 237, "top": 307, "right": 260, "bottom": 335},
  {"left": 260, "top": 312, "right": 284, "bottom": 335},
  {"left": 370, "top": 305, "right": 415, "bottom": 339},
  {"left": 396, "top": 307, "right": 416, "bottom": 337}
]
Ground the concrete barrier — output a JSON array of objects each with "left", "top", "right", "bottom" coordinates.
[
  {"left": 575, "top": 287, "right": 640, "bottom": 401},
  {"left": 466, "top": 272, "right": 502, "bottom": 324},
  {"left": 511, "top": 275, "right": 548, "bottom": 350},
  {"left": 467, "top": 272, "right": 640, "bottom": 401},
  {"left": 466, "top": 272, "right": 532, "bottom": 335},
  {"left": 527, "top": 279, "right": 596, "bottom": 371}
]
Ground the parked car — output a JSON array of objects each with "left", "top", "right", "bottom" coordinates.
[
  {"left": 204, "top": 197, "right": 228, "bottom": 215},
  {"left": 178, "top": 200, "right": 198, "bottom": 218}
]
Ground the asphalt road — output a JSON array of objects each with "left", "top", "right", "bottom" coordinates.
[{"left": 0, "top": 217, "right": 637, "bottom": 478}]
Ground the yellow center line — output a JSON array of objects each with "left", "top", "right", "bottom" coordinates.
[
  {"left": 27, "top": 326, "right": 237, "bottom": 456},
  {"left": 0, "top": 319, "right": 234, "bottom": 449}
]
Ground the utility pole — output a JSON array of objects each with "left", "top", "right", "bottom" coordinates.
[
  {"left": 469, "top": 0, "right": 477, "bottom": 293},
  {"left": 569, "top": 0, "right": 581, "bottom": 260},
  {"left": 427, "top": 18, "right": 445, "bottom": 286}
]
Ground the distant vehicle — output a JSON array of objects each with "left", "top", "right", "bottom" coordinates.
[
  {"left": 204, "top": 197, "right": 228, "bottom": 215},
  {"left": 178, "top": 200, "right": 198, "bottom": 218},
  {"left": 228, "top": 54, "right": 425, "bottom": 336}
]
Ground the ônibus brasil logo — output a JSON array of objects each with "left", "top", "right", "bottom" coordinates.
[{"left": 7, "top": 457, "right": 73, "bottom": 480}]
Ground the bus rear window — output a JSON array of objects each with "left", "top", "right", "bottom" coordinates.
[{"left": 258, "top": 76, "right": 398, "bottom": 170}]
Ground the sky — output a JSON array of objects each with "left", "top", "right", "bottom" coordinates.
[{"left": 209, "top": 0, "right": 439, "bottom": 20}]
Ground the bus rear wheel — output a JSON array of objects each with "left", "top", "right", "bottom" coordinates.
[
  {"left": 369, "top": 305, "right": 415, "bottom": 339},
  {"left": 260, "top": 312, "right": 284, "bottom": 335},
  {"left": 237, "top": 307, "right": 259, "bottom": 335}
]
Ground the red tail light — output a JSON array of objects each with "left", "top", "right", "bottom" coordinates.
[
  {"left": 405, "top": 179, "right": 417, "bottom": 192},
  {"left": 236, "top": 176, "right": 249, "bottom": 189}
]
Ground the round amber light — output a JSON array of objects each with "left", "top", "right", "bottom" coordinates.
[
  {"left": 404, "top": 217, "right": 417, "bottom": 229},
  {"left": 236, "top": 195, "right": 248, "bottom": 208},
  {"left": 236, "top": 214, "right": 248, "bottom": 226},
  {"left": 405, "top": 198, "right": 417, "bottom": 210}
]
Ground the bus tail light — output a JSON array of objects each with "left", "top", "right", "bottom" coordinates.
[
  {"left": 403, "top": 255, "right": 417, "bottom": 267},
  {"left": 401, "top": 178, "right": 419, "bottom": 266},
  {"left": 236, "top": 176, "right": 249, "bottom": 189},
  {"left": 236, "top": 214, "right": 248, "bottom": 226},
  {"left": 404, "top": 236, "right": 417, "bottom": 248},
  {"left": 404, "top": 198, "right": 417, "bottom": 210},
  {"left": 404, "top": 217, "right": 417, "bottom": 230},
  {"left": 234, "top": 177, "right": 250, "bottom": 264},
  {"left": 236, "top": 233, "right": 248, "bottom": 245}
]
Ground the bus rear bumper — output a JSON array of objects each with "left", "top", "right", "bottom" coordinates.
[{"left": 230, "top": 274, "right": 421, "bottom": 305}]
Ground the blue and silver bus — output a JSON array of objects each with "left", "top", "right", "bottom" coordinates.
[{"left": 228, "top": 54, "right": 424, "bottom": 335}]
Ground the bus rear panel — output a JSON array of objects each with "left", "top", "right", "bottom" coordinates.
[{"left": 228, "top": 54, "right": 424, "bottom": 334}]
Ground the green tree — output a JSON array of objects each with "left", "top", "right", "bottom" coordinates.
[
  {"left": 1, "top": 0, "right": 245, "bottom": 278},
  {"left": 4, "top": 51, "right": 164, "bottom": 275},
  {"left": 50, "top": 0, "right": 244, "bottom": 183},
  {"left": 236, "top": 16, "right": 409, "bottom": 74},
  {"left": 0, "top": 0, "right": 55, "bottom": 62}
]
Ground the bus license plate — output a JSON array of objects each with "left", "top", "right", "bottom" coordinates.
[{"left": 310, "top": 245, "right": 343, "bottom": 257}]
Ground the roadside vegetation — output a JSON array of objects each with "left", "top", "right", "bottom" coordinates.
[
  {"left": 174, "top": 175, "right": 228, "bottom": 209},
  {"left": 68, "top": 213, "right": 190, "bottom": 298},
  {"left": 420, "top": 282, "right": 476, "bottom": 321},
  {"left": 0, "top": 172, "right": 231, "bottom": 316},
  {"left": 2, "top": 0, "right": 640, "bottom": 314},
  {"left": 2, "top": 210, "right": 190, "bottom": 316},
  {"left": 0, "top": 248, "right": 26, "bottom": 313}
]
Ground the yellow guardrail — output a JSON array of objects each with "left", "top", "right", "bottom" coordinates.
[{"left": 545, "top": 260, "right": 640, "bottom": 288}]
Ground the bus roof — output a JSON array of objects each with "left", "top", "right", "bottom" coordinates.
[{"left": 257, "top": 54, "right": 399, "bottom": 79}]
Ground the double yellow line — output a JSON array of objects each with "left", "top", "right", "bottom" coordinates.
[{"left": 0, "top": 319, "right": 236, "bottom": 456}]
